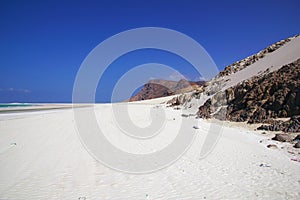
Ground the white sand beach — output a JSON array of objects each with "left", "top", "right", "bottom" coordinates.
[
  {"left": 0, "top": 101, "right": 299, "bottom": 200},
  {"left": 2, "top": 1, "right": 300, "bottom": 200}
]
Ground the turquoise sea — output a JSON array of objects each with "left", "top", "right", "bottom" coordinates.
[{"left": 0, "top": 103, "right": 33, "bottom": 108}]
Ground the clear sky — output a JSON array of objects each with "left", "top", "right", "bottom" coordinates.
[{"left": 0, "top": 0, "right": 300, "bottom": 103}]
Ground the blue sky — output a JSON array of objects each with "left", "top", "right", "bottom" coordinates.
[{"left": 0, "top": 0, "right": 300, "bottom": 103}]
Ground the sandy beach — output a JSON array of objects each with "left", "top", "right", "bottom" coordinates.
[
  {"left": 1, "top": 1, "right": 300, "bottom": 199},
  {"left": 0, "top": 102, "right": 299, "bottom": 199}
]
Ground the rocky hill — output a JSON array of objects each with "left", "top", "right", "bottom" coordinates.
[
  {"left": 197, "top": 58, "right": 300, "bottom": 125},
  {"left": 129, "top": 79, "right": 205, "bottom": 102},
  {"left": 166, "top": 34, "right": 300, "bottom": 135}
]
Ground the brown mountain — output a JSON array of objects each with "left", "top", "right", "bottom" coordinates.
[{"left": 129, "top": 79, "right": 205, "bottom": 102}]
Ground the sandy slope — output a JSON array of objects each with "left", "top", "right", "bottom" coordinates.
[
  {"left": 210, "top": 36, "right": 300, "bottom": 92},
  {"left": 0, "top": 103, "right": 299, "bottom": 200}
]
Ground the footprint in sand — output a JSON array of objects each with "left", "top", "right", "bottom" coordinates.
[{"left": 0, "top": 143, "right": 17, "bottom": 154}]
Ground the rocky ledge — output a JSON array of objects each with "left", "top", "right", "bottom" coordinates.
[{"left": 258, "top": 116, "right": 300, "bottom": 133}]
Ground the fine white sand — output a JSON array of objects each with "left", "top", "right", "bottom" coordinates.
[{"left": 0, "top": 102, "right": 299, "bottom": 200}]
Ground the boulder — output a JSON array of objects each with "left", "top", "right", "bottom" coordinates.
[
  {"left": 272, "top": 134, "right": 293, "bottom": 142},
  {"left": 193, "top": 125, "right": 200, "bottom": 129},
  {"left": 294, "top": 142, "right": 300, "bottom": 148},
  {"left": 294, "top": 134, "right": 300, "bottom": 141}
]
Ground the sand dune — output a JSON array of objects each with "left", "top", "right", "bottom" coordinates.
[{"left": 218, "top": 35, "right": 300, "bottom": 91}]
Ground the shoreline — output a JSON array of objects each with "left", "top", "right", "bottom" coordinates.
[{"left": 0, "top": 104, "right": 92, "bottom": 114}]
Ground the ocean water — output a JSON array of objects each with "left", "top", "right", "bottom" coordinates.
[{"left": 0, "top": 103, "right": 33, "bottom": 108}]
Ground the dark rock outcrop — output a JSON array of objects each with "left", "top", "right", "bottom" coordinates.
[
  {"left": 227, "top": 59, "right": 300, "bottom": 123},
  {"left": 197, "top": 99, "right": 212, "bottom": 119},
  {"left": 197, "top": 58, "right": 300, "bottom": 129},
  {"left": 257, "top": 116, "right": 300, "bottom": 133},
  {"left": 272, "top": 134, "right": 294, "bottom": 142}
]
